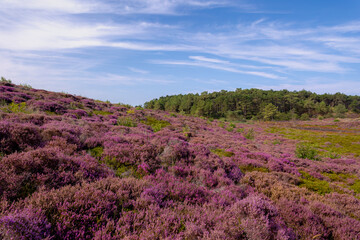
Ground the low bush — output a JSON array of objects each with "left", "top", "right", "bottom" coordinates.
[
  {"left": 117, "top": 116, "right": 137, "bottom": 127},
  {"left": 142, "top": 117, "right": 170, "bottom": 132},
  {"left": 295, "top": 143, "right": 320, "bottom": 160}
]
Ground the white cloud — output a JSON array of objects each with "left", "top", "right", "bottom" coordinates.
[
  {"left": 128, "top": 67, "right": 149, "bottom": 74},
  {"left": 0, "top": 0, "right": 102, "bottom": 13},
  {"left": 109, "top": 0, "right": 243, "bottom": 15},
  {"left": 152, "top": 59, "right": 282, "bottom": 79},
  {"left": 189, "top": 56, "right": 229, "bottom": 64}
]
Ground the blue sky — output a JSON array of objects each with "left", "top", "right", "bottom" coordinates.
[{"left": 1, "top": 0, "right": 360, "bottom": 105}]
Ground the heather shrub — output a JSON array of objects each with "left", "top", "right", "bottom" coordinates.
[
  {"left": 33, "top": 101, "right": 66, "bottom": 114},
  {"left": 102, "top": 140, "right": 160, "bottom": 173},
  {"left": 0, "top": 121, "right": 42, "bottom": 154},
  {"left": 69, "top": 109, "right": 88, "bottom": 118},
  {"left": 0, "top": 208, "right": 52, "bottom": 240},
  {"left": 231, "top": 194, "right": 296, "bottom": 240},
  {"left": 0, "top": 146, "right": 112, "bottom": 200},
  {"left": 26, "top": 177, "right": 147, "bottom": 239},
  {"left": 41, "top": 121, "right": 82, "bottom": 146},
  {"left": 310, "top": 202, "right": 360, "bottom": 239},
  {"left": 143, "top": 169, "right": 211, "bottom": 205},
  {"left": 277, "top": 199, "right": 331, "bottom": 239}
]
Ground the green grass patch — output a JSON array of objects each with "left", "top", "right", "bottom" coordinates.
[
  {"left": 298, "top": 171, "right": 332, "bottom": 195},
  {"left": 117, "top": 116, "right": 137, "bottom": 127},
  {"left": 349, "top": 180, "right": 360, "bottom": 194},
  {"left": 268, "top": 127, "right": 360, "bottom": 157},
  {"left": 92, "top": 110, "right": 112, "bottom": 116},
  {"left": 239, "top": 165, "right": 269, "bottom": 173},
  {"left": 322, "top": 172, "right": 355, "bottom": 182},
  {"left": 211, "top": 148, "right": 235, "bottom": 158},
  {"left": 102, "top": 157, "right": 143, "bottom": 178},
  {"left": 272, "top": 140, "right": 281, "bottom": 145},
  {"left": 322, "top": 172, "right": 360, "bottom": 194},
  {"left": 142, "top": 117, "right": 171, "bottom": 132}
]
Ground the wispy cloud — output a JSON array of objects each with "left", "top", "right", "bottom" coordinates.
[
  {"left": 189, "top": 56, "right": 229, "bottom": 64},
  {"left": 107, "top": 0, "right": 250, "bottom": 15},
  {"left": 128, "top": 67, "right": 149, "bottom": 74},
  {"left": 0, "top": 0, "right": 102, "bottom": 13},
  {"left": 152, "top": 58, "right": 282, "bottom": 79}
]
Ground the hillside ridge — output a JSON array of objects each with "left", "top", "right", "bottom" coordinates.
[{"left": 0, "top": 79, "right": 360, "bottom": 239}]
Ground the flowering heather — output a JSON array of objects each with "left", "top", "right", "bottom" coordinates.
[{"left": 0, "top": 82, "right": 360, "bottom": 239}]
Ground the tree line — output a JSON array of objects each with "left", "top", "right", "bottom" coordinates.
[{"left": 144, "top": 89, "right": 360, "bottom": 121}]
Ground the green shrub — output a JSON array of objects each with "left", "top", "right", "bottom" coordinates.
[
  {"left": 295, "top": 143, "right": 320, "bottom": 160},
  {"left": 236, "top": 128, "right": 244, "bottom": 133},
  {"left": 300, "top": 113, "right": 310, "bottom": 121},
  {"left": 92, "top": 110, "right": 112, "bottom": 116},
  {"left": 244, "top": 128, "right": 255, "bottom": 139},
  {"left": 326, "top": 151, "right": 340, "bottom": 159},
  {"left": 117, "top": 116, "right": 137, "bottom": 127},
  {"left": 229, "top": 123, "right": 236, "bottom": 128},
  {"left": 19, "top": 83, "right": 32, "bottom": 90},
  {"left": 226, "top": 126, "right": 234, "bottom": 132},
  {"left": 89, "top": 146, "right": 104, "bottom": 159},
  {"left": 2, "top": 102, "right": 28, "bottom": 113},
  {"left": 142, "top": 117, "right": 170, "bottom": 132},
  {"left": 0, "top": 77, "right": 12, "bottom": 84}
]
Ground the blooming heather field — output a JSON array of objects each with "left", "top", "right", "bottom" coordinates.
[{"left": 0, "top": 81, "right": 360, "bottom": 240}]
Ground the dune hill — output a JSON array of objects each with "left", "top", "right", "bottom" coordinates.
[{"left": 0, "top": 80, "right": 360, "bottom": 239}]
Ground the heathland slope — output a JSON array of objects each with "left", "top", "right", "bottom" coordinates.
[{"left": 0, "top": 79, "right": 360, "bottom": 239}]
